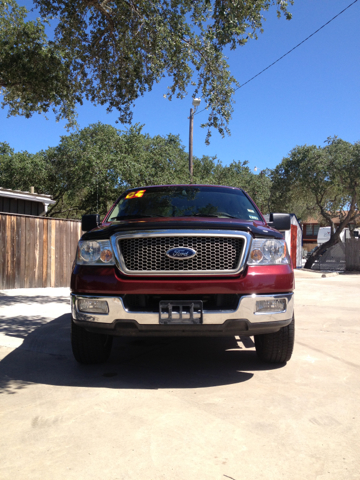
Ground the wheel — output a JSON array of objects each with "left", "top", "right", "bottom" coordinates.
[
  {"left": 254, "top": 315, "right": 295, "bottom": 364},
  {"left": 71, "top": 318, "right": 113, "bottom": 364}
]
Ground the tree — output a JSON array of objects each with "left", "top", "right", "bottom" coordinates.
[
  {"left": 46, "top": 123, "right": 195, "bottom": 217},
  {"left": 191, "top": 157, "right": 272, "bottom": 212},
  {"left": 0, "top": 1, "right": 75, "bottom": 125},
  {"left": 271, "top": 137, "right": 360, "bottom": 268},
  {"left": 43, "top": 123, "right": 127, "bottom": 217},
  {"left": 1, "top": 122, "right": 273, "bottom": 218},
  {"left": 116, "top": 125, "right": 189, "bottom": 187},
  {"left": 1, "top": 123, "right": 193, "bottom": 217},
  {"left": 0, "top": 142, "right": 51, "bottom": 192},
  {"left": 224, "top": 162, "right": 272, "bottom": 212},
  {"left": 1, "top": 0, "right": 293, "bottom": 140}
]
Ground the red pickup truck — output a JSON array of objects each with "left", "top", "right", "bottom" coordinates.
[{"left": 71, "top": 185, "right": 294, "bottom": 365}]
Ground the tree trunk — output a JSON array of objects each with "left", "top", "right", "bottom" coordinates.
[{"left": 304, "top": 226, "right": 348, "bottom": 269}]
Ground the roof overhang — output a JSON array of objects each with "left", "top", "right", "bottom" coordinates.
[{"left": 0, "top": 188, "right": 56, "bottom": 205}]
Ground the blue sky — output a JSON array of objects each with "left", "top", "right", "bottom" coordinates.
[{"left": 1, "top": 0, "right": 359, "bottom": 173}]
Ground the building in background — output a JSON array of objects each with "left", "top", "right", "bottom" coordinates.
[
  {"left": 0, "top": 187, "right": 55, "bottom": 216},
  {"left": 302, "top": 214, "right": 358, "bottom": 252}
]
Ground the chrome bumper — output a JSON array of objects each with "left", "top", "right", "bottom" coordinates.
[{"left": 71, "top": 293, "right": 294, "bottom": 326}]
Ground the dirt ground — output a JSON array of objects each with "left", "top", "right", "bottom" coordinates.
[{"left": 0, "top": 271, "right": 359, "bottom": 480}]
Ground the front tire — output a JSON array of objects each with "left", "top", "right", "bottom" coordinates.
[
  {"left": 255, "top": 315, "right": 295, "bottom": 364},
  {"left": 71, "top": 318, "right": 113, "bottom": 364}
]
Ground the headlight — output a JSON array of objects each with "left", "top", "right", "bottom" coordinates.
[
  {"left": 247, "top": 239, "right": 290, "bottom": 265},
  {"left": 77, "top": 240, "right": 115, "bottom": 265}
]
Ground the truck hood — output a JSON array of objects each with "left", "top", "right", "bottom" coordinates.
[{"left": 81, "top": 216, "right": 283, "bottom": 240}]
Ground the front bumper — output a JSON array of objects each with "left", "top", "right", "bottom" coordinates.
[{"left": 71, "top": 292, "right": 294, "bottom": 336}]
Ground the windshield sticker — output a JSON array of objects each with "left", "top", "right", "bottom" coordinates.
[
  {"left": 247, "top": 209, "right": 255, "bottom": 213},
  {"left": 126, "top": 189, "right": 146, "bottom": 199},
  {"left": 249, "top": 215, "right": 258, "bottom": 220}
]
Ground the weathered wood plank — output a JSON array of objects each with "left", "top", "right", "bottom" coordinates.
[
  {"left": 68, "top": 222, "right": 75, "bottom": 286},
  {"left": 34, "top": 218, "right": 39, "bottom": 287},
  {"left": 67, "top": 221, "right": 74, "bottom": 286},
  {"left": 54, "top": 220, "right": 59, "bottom": 287},
  {"left": 47, "top": 220, "right": 52, "bottom": 288},
  {"left": 15, "top": 216, "right": 22, "bottom": 288},
  {"left": 59, "top": 220, "right": 65, "bottom": 287},
  {"left": 63, "top": 222, "right": 70, "bottom": 287},
  {"left": 42, "top": 219, "right": 48, "bottom": 287},
  {"left": 24, "top": 216, "right": 30, "bottom": 288},
  {"left": 5, "top": 215, "right": 12, "bottom": 289},
  {"left": 28, "top": 217, "right": 36, "bottom": 288},
  {"left": 9, "top": 215, "right": 16, "bottom": 288},
  {"left": 35, "top": 219, "right": 43, "bottom": 287},
  {"left": 70, "top": 221, "right": 79, "bottom": 280},
  {"left": 19, "top": 215, "right": 26, "bottom": 288},
  {"left": 0, "top": 215, "right": 6, "bottom": 289},
  {"left": 58, "top": 221, "right": 64, "bottom": 287},
  {"left": 50, "top": 220, "right": 56, "bottom": 288}
]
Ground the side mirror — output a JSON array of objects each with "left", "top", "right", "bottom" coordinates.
[
  {"left": 268, "top": 213, "right": 291, "bottom": 231},
  {"left": 82, "top": 214, "right": 100, "bottom": 232}
]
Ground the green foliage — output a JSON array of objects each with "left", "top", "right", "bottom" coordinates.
[
  {"left": 43, "top": 123, "right": 126, "bottom": 217},
  {"left": 116, "top": 126, "right": 189, "bottom": 187},
  {"left": 43, "top": 123, "right": 193, "bottom": 217},
  {"left": 271, "top": 137, "right": 360, "bottom": 267},
  {"left": 0, "top": 0, "right": 76, "bottom": 125},
  {"left": 0, "top": 142, "right": 51, "bottom": 192},
  {"left": 1, "top": 0, "right": 293, "bottom": 140},
  {"left": 0, "top": 141, "right": 13, "bottom": 156},
  {"left": 271, "top": 137, "right": 360, "bottom": 224},
  {"left": 4, "top": 123, "right": 358, "bottom": 245},
  {"left": 1, "top": 122, "right": 271, "bottom": 218},
  {"left": 192, "top": 158, "right": 272, "bottom": 212}
]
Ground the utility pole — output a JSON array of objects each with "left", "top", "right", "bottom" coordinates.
[
  {"left": 188, "top": 98, "right": 201, "bottom": 183},
  {"left": 189, "top": 107, "right": 194, "bottom": 182}
]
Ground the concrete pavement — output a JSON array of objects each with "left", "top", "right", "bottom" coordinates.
[{"left": 0, "top": 272, "right": 359, "bottom": 480}]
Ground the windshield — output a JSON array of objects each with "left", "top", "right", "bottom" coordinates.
[{"left": 107, "top": 186, "right": 262, "bottom": 221}]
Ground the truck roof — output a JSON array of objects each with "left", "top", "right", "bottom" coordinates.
[{"left": 123, "top": 184, "right": 243, "bottom": 192}]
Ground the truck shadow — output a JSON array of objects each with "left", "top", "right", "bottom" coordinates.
[{"left": 0, "top": 313, "right": 284, "bottom": 394}]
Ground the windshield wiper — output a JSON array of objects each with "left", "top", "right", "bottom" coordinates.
[{"left": 111, "top": 214, "right": 166, "bottom": 220}]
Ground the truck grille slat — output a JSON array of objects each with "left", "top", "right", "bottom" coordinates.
[{"left": 118, "top": 236, "right": 244, "bottom": 273}]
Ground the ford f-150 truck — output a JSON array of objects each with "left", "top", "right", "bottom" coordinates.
[{"left": 70, "top": 185, "right": 294, "bottom": 365}]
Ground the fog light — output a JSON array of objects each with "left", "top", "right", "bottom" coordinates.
[
  {"left": 78, "top": 299, "right": 109, "bottom": 314},
  {"left": 256, "top": 299, "right": 286, "bottom": 314}
]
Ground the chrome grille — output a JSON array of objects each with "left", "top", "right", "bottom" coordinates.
[{"left": 118, "top": 236, "right": 244, "bottom": 273}]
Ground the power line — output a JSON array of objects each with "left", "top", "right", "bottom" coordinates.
[{"left": 194, "top": 0, "right": 359, "bottom": 117}]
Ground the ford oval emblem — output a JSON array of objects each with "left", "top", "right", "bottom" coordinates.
[{"left": 166, "top": 247, "right": 196, "bottom": 260}]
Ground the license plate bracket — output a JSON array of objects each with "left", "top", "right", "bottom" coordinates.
[{"left": 159, "top": 300, "right": 203, "bottom": 325}]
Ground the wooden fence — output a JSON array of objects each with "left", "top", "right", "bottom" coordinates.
[
  {"left": 0, "top": 213, "right": 82, "bottom": 289},
  {"left": 346, "top": 238, "right": 360, "bottom": 271}
]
